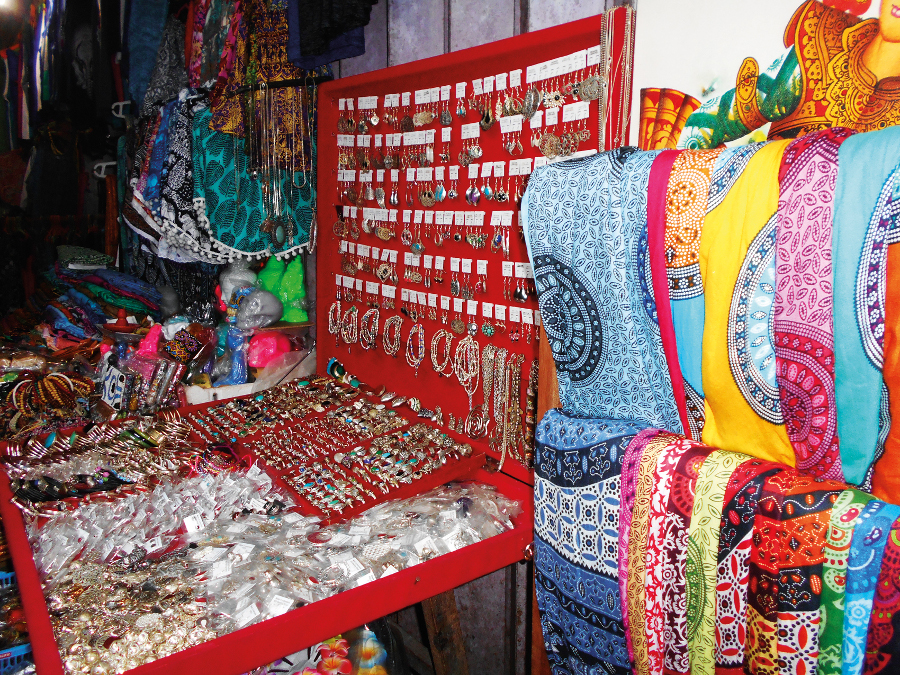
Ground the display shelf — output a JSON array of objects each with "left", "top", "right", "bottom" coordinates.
[
  {"left": 0, "top": 465, "right": 532, "bottom": 675},
  {"left": 315, "top": 12, "right": 633, "bottom": 486}
]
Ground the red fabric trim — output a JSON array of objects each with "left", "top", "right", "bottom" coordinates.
[{"left": 646, "top": 149, "right": 690, "bottom": 434}]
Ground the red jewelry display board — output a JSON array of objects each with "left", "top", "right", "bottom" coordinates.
[{"left": 316, "top": 10, "right": 636, "bottom": 486}]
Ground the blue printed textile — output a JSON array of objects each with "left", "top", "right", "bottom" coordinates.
[
  {"left": 534, "top": 409, "right": 646, "bottom": 675},
  {"left": 522, "top": 148, "right": 682, "bottom": 432}
]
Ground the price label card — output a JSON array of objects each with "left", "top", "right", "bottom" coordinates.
[
  {"left": 366, "top": 281, "right": 379, "bottom": 294},
  {"left": 406, "top": 168, "right": 416, "bottom": 182},
  {"left": 184, "top": 513, "right": 205, "bottom": 533},
  {"left": 441, "top": 85, "right": 451, "bottom": 101},
  {"left": 461, "top": 258, "right": 472, "bottom": 274},
  {"left": 482, "top": 302, "right": 494, "bottom": 318},
  {"left": 468, "top": 163, "right": 479, "bottom": 179},
  {"left": 467, "top": 299, "right": 478, "bottom": 315},
  {"left": 510, "top": 69, "right": 522, "bottom": 88},
  {"left": 423, "top": 255, "right": 433, "bottom": 269},
  {"left": 145, "top": 536, "right": 164, "bottom": 553},
  {"left": 495, "top": 304, "right": 507, "bottom": 321},
  {"left": 472, "top": 78, "right": 483, "bottom": 95},
  {"left": 464, "top": 212, "right": 476, "bottom": 227},
  {"left": 234, "top": 603, "right": 260, "bottom": 628},
  {"left": 401, "top": 288, "right": 410, "bottom": 302},
  {"left": 499, "top": 114, "right": 523, "bottom": 133},
  {"left": 343, "top": 276, "right": 355, "bottom": 289},
  {"left": 411, "top": 255, "right": 421, "bottom": 267},
  {"left": 414, "top": 210, "right": 424, "bottom": 224},
  {"left": 545, "top": 107, "right": 559, "bottom": 126},
  {"left": 424, "top": 211, "right": 434, "bottom": 224},
  {"left": 453, "top": 297, "right": 464, "bottom": 312},
  {"left": 389, "top": 250, "right": 398, "bottom": 263},
  {"left": 435, "top": 256, "right": 445, "bottom": 270},
  {"left": 401, "top": 92, "right": 411, "bottom": 106},
  {"left": 343, "top": 205, "right": 351, "bottom": 217},
  {"left": 562, "top": 103, "right": 578, "bottom": 123},
  {"left": 435, "top": 166, "right": 445, "bottom": 181},
  {"left": 496, "top": 73, "right": 507, "bottom": 90},
  {"left": 415, "top": 88, "right": 430, "bottom": 104},
  {"left": 530, "top": 110, "right": 544, "bottom": 128},
  {"left": 460, "top": 122, "right": 481, "bottom": 139},
  {"left": 449, "top": 165, "right": 460, "bottom": 180},
  {"left": 268, "top": 594, "right": 295, "bottom": 617},
  {"left": 450, "top": 257, "right": 460, "bottom": 272},
  {"left": 426, "top": 129, "right": 437, "bottom": 143},
  {"left": 382, "top": 285, "right": 396, "bottom": 299},
  {"left": 441, "top": 127, "right": 451, "bottom": 143},
  {"left": 429, "top": 87, "right": 440, "bottom": 102},
  {"left": 359, "top": 170, "right": 372, "bottom": 182},
  {"left": 403, "top": 252, "right": 412, "bottom": 266},
  {"left": 533, "top": 156, "right": 548, "bottom": 170},
  {"left": 483, "top": 76, "right": 495, "bottom": 93},
  {"left": 388, "top": 209, "right": 398, "bottom": 222},
  {"left": 494, "top": 162, "right": 505, "bottom": 177},
  {"left": 477, "top": 259, "right": 488, "bottom": 275},
  {"left": 418, "top": 291, "right": 427, "bottom": 304},
  {"left": 481, "top": 163, "right": 493, "bottom": 178},
  {"left": 335, "top": 274, "right": 343, "bottom": 287},
  {"left": 391, "top": 169, "right": 400, "bottom": 182},
  {"left": 441, "top": 295, "right": 451, "bottom": 310},
  {"left": 509, "top": 160, "right": 520, "bottom": 177},
  {"left": 376, "top": 169, "right": 385, "bottom": 182},
  {"left": 535, "top": 310, "right": 542, "bottom": 326},
  {"left": 416, "top": 167, "right": 433, "bottom": 182},
  {"left": 521, "top": 157, "right": 534, "bottom": 174},
  {"left": 587, "top": 44, "right": 602, "bottom": 67},
  {"left": 371, "top": 247, "right": 380, "bottom": 259},
  {"left": 502, "top": 261, "right": 514, "bottom": 277},
  {"left": 456, "top": 82, "right": 466, "bottom": 98},
  {"left": 435, "top": 211, "right": 444, "bottom": 225},
  {"left": 358, "top": 244, "right": 370, "bottom": 256},
  {"left": 355, "top": 279, "right": 363, "bottom": 291},
  {"left": 517, "top": 262, "right": 534, "bottom": 278},
  {"left": 402, "top": 209, "right": 412, "bottom": 223},
  {"left": 339, "top": 98, "right": 346, "bottom": 110},
  {"left": 522, "top": 309, "right": 535, "bottom": 324},
  {"left": 356, "top": 571, "right": 377, "bottom": 587},
  {"left": 358, "top": 95, "right": 378, "bottom": 109},
  {"left": 509, "top": 306, "right": 521, "bottom": 323},
  {"left": 357, "top": 134, "right": 372, "bottom": 147},
  {"left": 456, "top": 211, "right": 467, "bottom": 226}
]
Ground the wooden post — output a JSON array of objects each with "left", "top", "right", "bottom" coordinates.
[{"left": 421, "top": 590, "right": 470, "bottom": 675}]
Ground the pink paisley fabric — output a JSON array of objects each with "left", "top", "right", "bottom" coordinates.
[
  {"left": 645, "top": 438, "right": 697, "bottom": 675},
  {"left": 774, "top": 127, "right": 855, "bottom": 480},
  {"left": 619, "top": 428, "right": 663, "bottom": 662}
]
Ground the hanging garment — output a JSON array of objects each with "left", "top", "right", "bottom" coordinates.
[
  {"left": 774, "top": 127, "right": 855, "bottom": 481},
  {"left": 140, "top": 17, "right": 189, "bottom": 117},
  {"left": 661, "top": 148, "right": 725, "bottom": 440},
  {"left": 290, "top": 0, "right": 377, "bottom": 58},
  {"left": 646, "top": 150, "right": 690, "bottom": 436},
  {"left": 617, "top": 427, "right": 662, "bottom": 662},
  {"left": 699, "top": 139, "right": 794, "bottom": 466},
  {"left": 522, "top": 148, "right": 682, "bottom": 431},
  {"left": 863, "top": 516, "right": 900, "bottom": 675},
  {"left": 192, "top": 105, "right": 313, "bottom": 256},
  {"left": 714, "top": 459, "right": 785, "bottom": 675},
  {"left": 124, "top": 0, "right": 169, "bottom": 108},
  {"left": 832, "top": 126, "right": 900, "bottom": 486},
  {"left": 533, "top": 410, "right": 643, "bottom": 675}
]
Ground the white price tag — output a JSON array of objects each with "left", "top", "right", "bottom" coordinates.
[
  {"left": 441, "top": 127, "right": 451, "bottom": 143},
  {"left": 453, "top": 297, "right": 464, "bottom": 312},
  {"left": 441, "top": 295, "right": 451, "bottom": 310},
  {"left": 468, "top": 164, "right": 479, "bottom": 179},
  {"left": 510, "top": 69, "right": 522, "bottom": 88},
  {"left": 467, "top": 300, "right": 478, "bottom": 315},
  {"left": 184, "top": 513, "right": 205, "bottom": 533},
  {"left": 449, "top": 165, "right": 460, "bottom": 180},
  {"left": 522, "top": 309, "right": 535, "bottom": 324},
  {"left": 545, "top": 107, "right": 559, "bottom": 126},
  {"left": 441, "top": 85, "right": 451, "bottom": 101},
  {"left": 509, "top": 306, "right": 521, "bottom": 323},
  {"left": 455, "top": 82, "right": 466, "bottom": 98},
  {"left": 476, "top": 260, "right": 488, "bottom": 275},
  {"left": 234, "top": 603, "right": 260, "bottom": 628},
  {"left": 530, "top": 110, "right": 544, "bottom": 129},
  {"left": 483, "top": 76, "right": 495, "bottom": 93},
  {"left": 356, "top": 570, "right": 377, "bottom": 587},
  {"left": 495, "top": 304, "right": 507, "bottom": 321},
  {"left": 401, "top": 92, "right": 411, "bottom": 106},
  {"left": 502, "top": 261, "right": 514, "bottom": 277},
  {"left": 496, "top": 73, "right": 507, "bottom": 90},
  {"left": 482, "top": 302, "right": 494, "bottom": 318},
  {"left": 435, "top": 256, "right": 445, "bottom": 271},
  {"left": 472, "top": 78, "right": 483, "bottom": 95},
  {"left": 450, "top": 257, "right": 460, "bottom": 272},
  {"left": 461, "top": 258, "right": 472, "bottom": 274}
]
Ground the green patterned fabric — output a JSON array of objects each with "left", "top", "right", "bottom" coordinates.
[
  {"left": 817, "top": 488, "right": 875, "bottom": 675},
  {"left": 192, "top": 105, "right": 313, "bottom": 256},
  {"left": 685, "top": 450, "right": 750, "bottom": 675}
]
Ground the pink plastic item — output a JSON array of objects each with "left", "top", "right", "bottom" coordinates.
[
  {"left": 248, "top": 333, "right": 292, "bottom": 368},
  {"left": 137, "top": 324, "right": 163, "bottom": 357}
]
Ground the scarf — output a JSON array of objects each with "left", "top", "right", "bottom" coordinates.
[
  {"left": 843, "top": 501, "right": 900, "bottom": 675},
  {"left": 715, "top": 460, "right": 785, "bottom": 675},
  {"left": 523, "top": 148, "right": 682, "bottom": 431},
  {"left": 663, "top": 148, "right": 726, "bottom": 440},
  {"left": 685, "top": 450, "right": 751, "bottom": 675},
  {"left": 775, "top": 127, "right": 854, "bottom": 480},
  {"left": 833, "top": 126, "right": 900, "bottom": 484},
  {"left": 664, "top": 444, "right": 713, "bottom": 674},
  {"left": 699, "top": 139, "right": 795, "bottom": 466},
  {"left": 864, "top": 517, "right": 900, "bottom": 675},
  {"left": 533, "top": 409, "right": 642, "bottom": 675},
  {"left": 819, "top": 489, "right": 878, "bottom": 675},
  {"left": 619, "top": 427, "right": 663, "bottom": 661}
]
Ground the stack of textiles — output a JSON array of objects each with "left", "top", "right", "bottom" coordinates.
[
  {"left": 534, "top": 409, "right": 900, "bottom": 675},
  {"left": 522, "top": 125, "right": 900, "bottom": 674}
]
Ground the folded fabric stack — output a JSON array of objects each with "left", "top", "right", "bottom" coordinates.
[
  {"left": 534, "top": 409, "right": 900, "bottom": 675},
  {"left": 523, "top": 125, "right": 900, "bottom": 675}
]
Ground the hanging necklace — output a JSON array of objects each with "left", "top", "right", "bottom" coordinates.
[
  {"left": 405, "top": 323, "right": 426, "bottom": 377},
  {"left": 340, "top": 306, "right": 359, "bottom": 348},
  {"left": 328, "top": 301, "right": 342, "bottom": 342},
  {"left": 360, "top": 308, "right": 380, "bottom": 350},
  {"left": 430, "top": 329, "right": 453, "bottom": 376},
  {"left": 383, "top": 315, "right": 403, "bottom": 356},
  {"left": 453, "top": 335, "right": 480, "bottom": 411}
]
